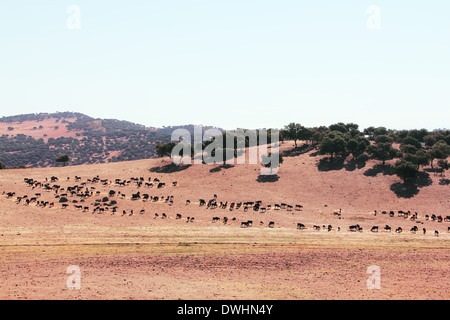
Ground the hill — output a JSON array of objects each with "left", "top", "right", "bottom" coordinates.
[
  {"left": 0, "top": 141, "right": 448, "bottom": 299},
  {"left": 0, "top": 112, "right": 222, "bottom": 168}
]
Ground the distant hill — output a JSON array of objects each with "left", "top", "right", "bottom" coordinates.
[{"left": 0, "top": 112, "right": 222, "bottom": 168}]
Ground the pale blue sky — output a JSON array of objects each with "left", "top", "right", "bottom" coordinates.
[{"left": 1, "top": 1, "right": 449, "bottom": 130}]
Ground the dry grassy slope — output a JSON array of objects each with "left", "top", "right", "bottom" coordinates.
[
  {"left": 0, "top": 118, "right": 83, "bottom": 142},
  {"left": 0, "top": 140, "right": 449, "bottom": 300},
  {"left": 0, "top": 140, "right": 449, "bottom": 234}
]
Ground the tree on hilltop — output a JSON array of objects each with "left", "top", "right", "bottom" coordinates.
[
  {"left": 319, "top": 131, "right": 348, "bottom": 160},
  {"left": 393, "top": 159, "right": 418, "bottom": 183},
  {"left": 367, "top": 141, "right": 400, "bottom": 166},
  {"left": 56, "top": 154, "right": 70, "bottom": 166},
  {"left": 429, "top": 141, "right": 450, "bottom": 169}
]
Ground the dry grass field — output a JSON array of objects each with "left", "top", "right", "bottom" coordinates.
[{"left": 0, "top": 141, "right": 449, "bottom": 300}]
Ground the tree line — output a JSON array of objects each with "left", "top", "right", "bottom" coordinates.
[
  {"left": 281, "top": 122, "right": 450, "bottom": 182},
  {"left": 155, "top": 122, "right": 450, "bottom": 181}
]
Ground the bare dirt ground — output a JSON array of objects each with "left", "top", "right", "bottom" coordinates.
[{"left": 0, "top": 142, "right": 449, "bottom": 300}]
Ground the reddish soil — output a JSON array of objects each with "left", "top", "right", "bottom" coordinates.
[
  {"left": 0, "top": 118, "right": 83, "bottom": 142},
  {"left": 0, "top": 141, "right": 448, "bottom": 300}
]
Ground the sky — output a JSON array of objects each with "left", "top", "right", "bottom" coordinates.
[{"left": 0, "top": 1, "right": 449, "bottom": 131}]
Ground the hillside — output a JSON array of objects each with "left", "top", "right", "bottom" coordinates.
[
  {"left": 0, "top": 141, "right": 448, "bottom": 299},
  {"left": 0, "top": 112, "right": 222, "bottom": 168}
]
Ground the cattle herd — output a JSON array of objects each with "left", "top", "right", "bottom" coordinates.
[{"left": 1, "top": 175, "right": 449, "bottom": 237}]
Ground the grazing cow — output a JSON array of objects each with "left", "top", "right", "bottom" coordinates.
[
  {"left": 131, "top": 192, "right": 141, "bottom": 200},
  {"left": 327, "top": 225, "right": 332, "bottom": 232},
  {"left": 349, "top": 224, "right": 362, "bottom": 232},
  {"left": 371, "top": 226, "right": 379, "bottom": 233},
  {"left": 212, "top": 217, "right": 220, "bottom": 223},
  {"left": 313, "top": 225, "right": 321, "bottom": 231},
  {"left": 185, "top": 200, "right": 191, "bottom": 205},
  {"left": 444, "top": 216, "right": 450, "bottom": 222},
  {"left": 199, "top": 199, "right": 206, "bottom": 207},
  {"left": 395, "top": 227, "right": 402, "bottom": 233},
  {"left": 410, "top": 226, "right": 418, "bottom": 234},
  {"left": 176, "top": 214, "right": 182, "bottom": 220},
  {"left": 208, "top": 200, "right": 218, "bottom": 209},
  {"left": 295, "top": 205, "right": 303, "bottom": 211},
  {"left": 297, "top": 223, "right": 306, "bottom": 230},
  {"left": 241, "top": 221, "right": 249, "bottom": 228},
  {"left": 435, "top": 230, "right": 439, "bottom": 237},
  {"left": 139, "top": 209, "right": 145, "bottom": 215},
  {"left": 423, "top": 228, "right": 426, "bottom": 235},
  {"left": 223, "top": 217, "right": 228, "bottom": 225},
  {"left": 6, "top": 192, "right": 15, "bottom": 198},
  {"left": 172, "top": 181, "right": 177, "bottom": 187},
  {"left": 161, "top": 213, "right": 167, "bottom": 219},
  {"left": 268, "top": 221, "right": 275, "bottom": 228},
  {"left": 157, "top": 183, "right": 165, "bottom": 189}
]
